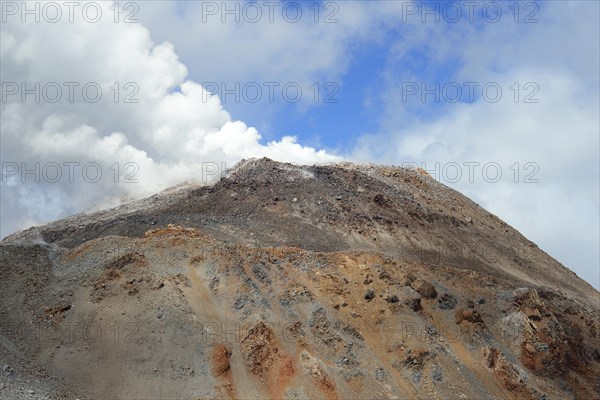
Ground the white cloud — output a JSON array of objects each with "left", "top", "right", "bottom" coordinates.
[
  {"left": 135, "top": 1, "right": 407, "bottom": 85},
  {"left": 132, "top": 1, "right": 412, "bottom": 134},
  {"left": 0, "top": 1, "right": 340, "bottom": 237}
]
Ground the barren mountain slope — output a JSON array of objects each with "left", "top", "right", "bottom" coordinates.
[{"left": 1, "top": 158, "right": 598, "bottom": 399}]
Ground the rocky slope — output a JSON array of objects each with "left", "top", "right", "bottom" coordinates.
[{"left": 1, "top": 158, "right": 598, "bottom": 399}]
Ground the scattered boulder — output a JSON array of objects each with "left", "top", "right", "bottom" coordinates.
[
  {"left": 412, "top": 279, "right": 437, "bottom": 299},
  {"left": 398, "top": 286, "right": 422, "bottom": 311},
  {"left": 455, "top": 308, "right": 483, "bottom": 324},
  {"left": 364, "top": 289, "right": 376, "bottom": 301},
  {"left": 211, "top": 344, "right": 232, "bottom": 377},
  {"left": 437, "top": 293, "right": 457, "bottom": 310},
  {"left": 373, "top": 194, "right": 386, "bottom": 206},
  {"left": 385, "top": 294, "right": 399, "bottom": 303}
]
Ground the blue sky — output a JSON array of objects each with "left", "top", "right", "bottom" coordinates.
[
  {"left": 1, "top": 0, "right": 598, "bottom": 288},
  {"left": 198, "top": 0, "right": 542, "bottom": 152},
  {"left": 245, "top": 42, "right": 388, "bottom": 151}
]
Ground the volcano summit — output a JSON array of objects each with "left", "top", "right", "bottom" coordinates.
[{"left": 1, "top": 158, "right": 598, "bottom": 399}]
